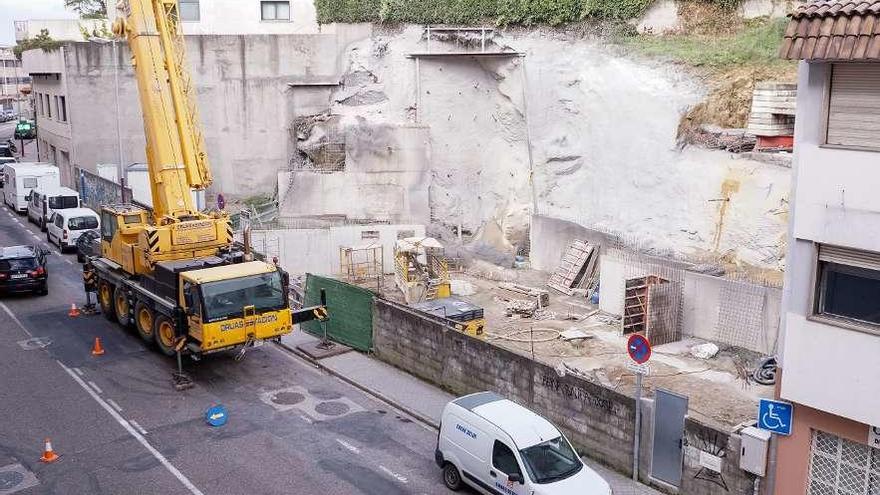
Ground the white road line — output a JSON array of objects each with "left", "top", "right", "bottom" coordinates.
[
  {"left": 335, "top": 438, "right": 361, "bottom": 454},
  {"left": 298, "top": 414, "right": 313, "bottom": 425},
  {"left": 378, "top": 465, "right": 409, "bottom": 484},
  {"left": 58, "top": 361, "right": 204, "bottom": 495},
  {"left": 129, "top": 420, "right": 148, "bottom": 435},
  {"left": 0, "top": 302, "right": 33, "bottom": 337},
  {"left": 87, "top": 381, "right": 104, "bottom": 395},
  {"left": 107, "top": 398, "right": 123, "bottom": 412},
  {"left": 30, "top": 233, "right": 40, "bottom": 240},
  {"left": 73, "top": 367, "right": 85, "bottom": 376}
]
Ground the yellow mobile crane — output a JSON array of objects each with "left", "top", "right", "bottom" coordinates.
[{"left": 85, "top": 0, "right": 325, "bottom": 357}]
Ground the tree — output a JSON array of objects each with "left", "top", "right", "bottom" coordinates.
[
  {"left": 64, "top": 0, "right": 108, "bottom": 19},
  {"left": 13, "top": 30, "right": 61, "bottom": 60}
]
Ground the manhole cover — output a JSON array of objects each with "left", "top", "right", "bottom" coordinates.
[
  {"left": 271, "top": 391, "right": 305, "bottom": 405},
  {"left": 0, "top": 471, "right": 23, "bottom": 490},
  {"left": 309, "top": 389, "right": 343, "bottom": 400},
  {"left": 315, "top": 401, "right": 350, "bottom": 416}
]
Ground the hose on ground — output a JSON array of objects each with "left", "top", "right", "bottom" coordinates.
[
  {"left": 486, "top": 328, "right": 561, "bottom": 343},
  {"left": 752, "top": 356, "right": 777, "bottom": 385}
]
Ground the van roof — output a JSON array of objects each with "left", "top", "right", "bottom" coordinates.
[
  {"left": 56, "top": 207, "right": 98, "bottom": 218},
  {"left": 453, "top": 392, "right": 561, "bottom": 449},
  {"left": 34, "top": 186, "right": 78, "bottom": 195},
  {"left": 5, "top": 162, "right": 57, "bottom": 173}
]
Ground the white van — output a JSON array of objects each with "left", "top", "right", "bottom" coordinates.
[
  {"left": 436, "top": 392, "right": 611, "bottom": 495},
  {"left": 46, "top": 207, "right": 100, "bottom": 252},
  {"left": 27, "top": 186, "right": 81, "bottom": 231},
  {"left": 3, "top": 163, "right": 60, "bottom": 213}
]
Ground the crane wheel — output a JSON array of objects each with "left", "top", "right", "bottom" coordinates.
[
  {"left": 99, "top": 280, "right": 117, "bottom": 322},
  {"left": 153, "top": 315, "right": 177, "bottom": 357},
  {"left": 134, "top": 302, "right": 154, "bottom": 343},
  {"left": 114, "top": 287, "right": 132, "bottom": 328}
]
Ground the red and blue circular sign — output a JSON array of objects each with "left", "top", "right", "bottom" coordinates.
[{"left": 627, "top": 334, "right": 652, "bottom": 364}]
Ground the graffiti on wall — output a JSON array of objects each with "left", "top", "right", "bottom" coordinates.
[{"left": 539, "top": 373, "right": 614, "bottom": 413}]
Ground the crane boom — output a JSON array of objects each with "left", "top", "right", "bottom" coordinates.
[{"left": 115, "top": 0, "right": 211, "bottom": 220}]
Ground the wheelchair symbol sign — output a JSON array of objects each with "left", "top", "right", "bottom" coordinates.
[{"left": 758, "top": 399, "right": 793, "bottom": 435}]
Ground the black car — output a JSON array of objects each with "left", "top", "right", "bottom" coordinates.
[
  {"left": 0, "top": 245, "right": 49, "bottom": 295},
  {"left": 75, "top": 230, "right": 101, "bottom": 263}
]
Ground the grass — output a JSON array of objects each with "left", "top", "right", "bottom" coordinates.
[{"left": 621, "top": 17, "right": 792, "bottom": 69}]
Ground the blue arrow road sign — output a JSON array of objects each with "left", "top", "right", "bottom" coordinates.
[
  {"left": 205, "top": 405, "right": 228, "bottom": 427},
  {"left": 758, "top": 399, "right": 792, "bottom": 435}
]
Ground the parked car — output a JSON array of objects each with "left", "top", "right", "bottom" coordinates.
[
  {"left": 436, "top": 391, "right": 611, "bottom": 495},
  {"left": 0, "top": 141, "right": 15, "bottom": 158},
  {"left": 47, "top": 208, "right": 100, "bottom": 253},
  {"left": 0, "top": 245, "right": 49, "bottom": 296},
  {"left": 75, "top": 229, "right": 101, "bottom": 263}
]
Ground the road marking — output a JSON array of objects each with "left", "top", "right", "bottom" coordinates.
[
  {"left": 0, "top": 302, "right": 33, "bottom": 337},
  {"left": 335, "top": 438, "right": 361, "bottom": 454},
  {"left": 129, "top": 420, "right": 148, "bottom": 435},
  {"left": 30, "top": 233, "right": 40, "bottom": 240},
  {"left": 58, "top": 361, "right": 204, "bottom": 495},
  {"left": 107, "top": 398, "right": 123, "bottom": 412},
  {"left": 378, "top": 465, "right": 409, "bottom": 484},
  {"left": 73, "top": 367, "right": 85, "bottom": 376},
  {"left": 88, "top": 381, "right": 104, "bottom": 395},
  {"left": 298, "top": 414, "right": 313, "bottom": 425}
]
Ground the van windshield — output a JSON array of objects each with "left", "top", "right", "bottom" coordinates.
[
  {"left": 68, "top": 216, "right": 98, "bottom": 230},
  {"left": 49, "top": 195, "right": 78, "bottom": 209},
  {"left": 519, "top": 436, "right": 583, "bottom": 484}
]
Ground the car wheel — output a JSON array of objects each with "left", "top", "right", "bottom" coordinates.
[
  {"left": 134, "top": 301, "right": 155, "bottom": 343},
  {"left": 114, "top": 286, "right": 132, "bottom": 327},
  {"left": 442, "top": 463, "right": 463, "bottom": 491},
  {"left": 38, "top": 282, "right": 48, "bottom": 296},
  {"left": 99, "top": 280, "right": 117, "bottom": 322},
  {"left": 153, "top": 315, "right": 178, "bottom": 357}
]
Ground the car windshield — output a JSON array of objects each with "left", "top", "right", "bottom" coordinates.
[
  {"left": 519, "top": 436, "right": 583, "bottom": 484},
  {"left": 201, "top": 271, "right": 285, "bottom": 322},
  {"left": 49, "top": 195, "right": 78, "bottom": 209},
  {"left": 68, "top": 216, "right": 98, "bottom": 230},
  {"left": 0, "top": 258, "right": 37, "bottom": 271}
]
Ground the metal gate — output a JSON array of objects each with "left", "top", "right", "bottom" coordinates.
[
  {"left": 301, "top": 274, "right": 374, "bottom": 352},
  {"left": 652, "top": 389, "right": 688, "bottom": 486}
]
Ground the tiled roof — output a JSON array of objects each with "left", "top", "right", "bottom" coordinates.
[{"left": 779, "top": 1, "right": 880, "bottom": 61}]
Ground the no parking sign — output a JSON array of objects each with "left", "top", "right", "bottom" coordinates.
[{"left": 627, "top": 334, "right": 652, "bottom": 364}]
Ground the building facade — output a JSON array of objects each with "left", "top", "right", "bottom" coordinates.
[
  {"left": 775, "top": 2, "right": 880, "bottom": 494},
  {"left": 0, "top": 47, "right": 32, "bottom": 114},
  {"left": 23, "top": 48, "right": 73, "bottom": 184}
]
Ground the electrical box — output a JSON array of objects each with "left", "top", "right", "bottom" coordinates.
[{"left": 740, "top": 426, "right": 771, "bottom": 476}]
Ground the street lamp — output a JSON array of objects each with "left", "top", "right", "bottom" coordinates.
[{"left": 88, "top": 36, "right": 124, "bottom": 203}]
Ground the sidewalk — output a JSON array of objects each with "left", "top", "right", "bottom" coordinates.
[{"left": 277, "top": 330, "right": 662, "bottom": 495}]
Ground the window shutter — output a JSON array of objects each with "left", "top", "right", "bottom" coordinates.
[
  {"left": 826, "top": 64, "right": 880, "bottom": 149},
  {"left": 818, "top": 244, "right": 880, "bottom": 271}
]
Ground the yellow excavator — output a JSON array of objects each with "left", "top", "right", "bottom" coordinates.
[{"left": 85, "top": 0, "right": 326, "bottom": 358}]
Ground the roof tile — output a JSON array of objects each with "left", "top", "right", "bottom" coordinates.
[{"left": 782, "top": 1, "right": 880, "bottom": 61}]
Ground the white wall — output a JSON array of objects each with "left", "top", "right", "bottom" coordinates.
[
  {"left": 779, "top": 61, "right": 880, "bottom": 426},
  {"left": 15, "top": 19, "right": 106, "bottom": 42}
]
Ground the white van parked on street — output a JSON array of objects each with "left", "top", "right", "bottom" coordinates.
[
  {"left": 27, "top": 186, "right": 81, "bottom": 231},
  {"left": 436, "top": 392, "right": 611, "bottom": 495},
  {"left": 2, "top": 162, "right": 60, "bottom": 213},
  {"left": 46, "top": 208, "right": 100, "bottom": 252}
]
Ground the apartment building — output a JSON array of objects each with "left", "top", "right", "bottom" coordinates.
[
  {"left": 0, "top": 47, "right": 32, "bottom": 114},
  {"left": 774, "top": 1, "right": 880, "bottom": 494},
  {"left": 23, "top": 48, "right": 72, "bottom": 185}
]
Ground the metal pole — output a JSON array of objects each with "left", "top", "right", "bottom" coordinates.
[
  {"left": 633, "top": 371, "right": 642, "bottom": 481},
  {"left": 113, "top": 40, "right": 125, "bottom": 203}
]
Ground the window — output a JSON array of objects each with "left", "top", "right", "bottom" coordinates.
[
  {"left": 492, "top": 440, "right": 523, "bottom": 478},
  {"left": 36, "top": 93, "right": 43, "bottom": 116},
  {"left": 54, "top": 214, "right": 63, "bottom": 228},
  {"left": 807, "top": 430, "right": 880, "bottom": 495},
  {"left": 49, "top": 195, "right": 78, "bottom": 210},
  {"left": 54, "top": 96, "right": 60, "bottom": 121},
  {"left": 46, "top": 94, "right": 52, "bottom": 119},
  {"left": 519, "top": 436, "right": 583, "bottom": 484},
  {"left": 59, "top": 96, "right": 67, "bottom": 122},
  {"left": 814, "top": 244, "right": 880, "bottom": 331},
  {"left": 179, "top": 0, "right": 200, "bottom": 21},
  {"left": 361, "top": 230, "right": 380, "bottom": 240},
  {"left": 201, "top": 271, "right": 285, "bottom": 322},
  {"left": 22, "top": 177, "right": 38, "bottom": 188},
  {"left": 101, "top": 212, "right": 117, "bottom": 241},
  {"left": 68, "top": 216, "right": 98, "bottom": 230},
  {"left": 826, "top": 64, "right": 880, "bottom": 150},
  {"left": 261, "top": 1, "right": 290, "bottom": 21}
]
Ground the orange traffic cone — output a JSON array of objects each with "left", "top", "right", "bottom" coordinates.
[
  {"left": 91, "top": 337, "right": 105, "bottom": 356},
  {"left": 68, "top": 303, "right": 80, "bottom": 318},
  {"left": 40, "top": 438, "right": 59, "bottom": 463}
]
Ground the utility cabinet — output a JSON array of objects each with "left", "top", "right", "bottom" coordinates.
[{"left": 740, "top": 426, "right": 771, "bottom": 476}]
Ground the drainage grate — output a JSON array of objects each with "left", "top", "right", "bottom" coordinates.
[
  {"left": 0, "top": 464, "right": 38, "bottom": 494},
  {"left": 271, "top": 391, "right": 305, "bottom": 405},
  {"left": 315, "top": 401, "right": 350, "bottom": 417}
]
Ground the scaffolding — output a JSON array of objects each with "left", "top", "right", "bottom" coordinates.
[{"left": 339, "top": 242, "right": 384, "bottom": 294}]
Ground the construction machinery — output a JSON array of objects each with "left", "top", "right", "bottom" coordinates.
[
  {"left": 393, "top": 236, "right": 451, "bottom": 304},
  {"left": 84, "top": 0, "right": 326, "bottom": 358}
]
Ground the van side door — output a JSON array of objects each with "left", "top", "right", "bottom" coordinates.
[{"left": 490, "top": 440, "right": 527, "bottom": 495}]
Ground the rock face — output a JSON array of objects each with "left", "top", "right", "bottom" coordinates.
[{"left": 281, "top": 26, "right": 790, "bottom": 272}]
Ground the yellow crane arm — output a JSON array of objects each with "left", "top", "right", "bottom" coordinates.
[{"left": 114, "top": 0, "right": 212, "bottom": 221}]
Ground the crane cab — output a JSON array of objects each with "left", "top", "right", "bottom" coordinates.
[{"left": 101, "top": 205, "right": 150, "bottom": 274}]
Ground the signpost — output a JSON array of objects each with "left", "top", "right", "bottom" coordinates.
[
  {"left": 627, "top": 334, "right": 652, "bottom": 481},
  {"left": 757, "top": 399, "right": 793, "bottom": 436}
]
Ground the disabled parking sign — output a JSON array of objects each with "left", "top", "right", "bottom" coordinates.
[{"left": 758, "top": 399, "right": 793, "bottom": 436}]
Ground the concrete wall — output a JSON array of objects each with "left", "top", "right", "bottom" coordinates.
[
  {"left": 530, "top": 214, "right": 615, "bottom": 271},
  {"left": 251, "top": 223, "right": 426, "bottom": 275},
  {"left": 779, "top": 61, "right": 880, "bottom": 427},
  {"left": 34, "top": 29, "right": 370, "bottom": 197},
  {"left": 600, "top": 252, "right": 781, "bottom": 355}
]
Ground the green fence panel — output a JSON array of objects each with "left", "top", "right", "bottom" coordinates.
[{"left": 301, "top": 273, "right": 374, "bottom": 351}]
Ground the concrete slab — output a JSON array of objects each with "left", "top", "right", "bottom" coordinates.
[{"left": 295, "top": 340, "right": 354, "bottom": 361}]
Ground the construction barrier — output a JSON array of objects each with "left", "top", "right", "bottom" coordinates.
[{"left": 301, "top": 274, "right": 373, "bottom": 352}]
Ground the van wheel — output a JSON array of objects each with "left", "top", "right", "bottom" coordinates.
[
  {"left": 99, "top": 280, "right": 116, "bottom": 322},
  {"left": 153, "top": 315, "right": 178, "bottom": 357},
  {"left": 114, "top": 287, "right": 132, "bottom": 327},
  {"left": 442, "top": 463, "right": 462, "bottom": 491},
  {"left": 134, "top": 301, "right": 155, "bottom": 343}
]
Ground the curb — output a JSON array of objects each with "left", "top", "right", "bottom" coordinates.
[{"left": 275, "top": 341, "right": 441, "bottom": 430}]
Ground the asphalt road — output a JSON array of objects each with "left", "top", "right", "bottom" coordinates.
[{"left": 0, "top": 205, "right": 455, "bottom": 494}]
